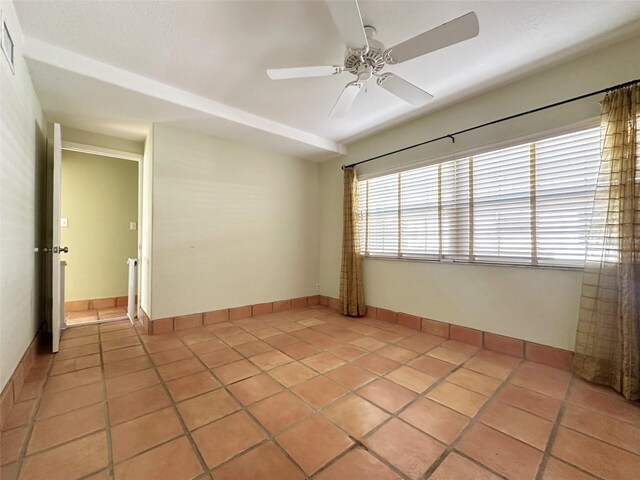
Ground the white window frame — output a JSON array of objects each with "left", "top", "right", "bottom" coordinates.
[{"left": 358, "top": 119, "right": 602, "bottom": 271}]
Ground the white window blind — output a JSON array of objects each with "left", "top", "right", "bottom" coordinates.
[
  {"left": 473, "top": 143, "right": 532, "bottom": 263},
  {"left": 400, "top": 164, "right": 439, "bottom": 257},
  {"left": 358, "top": 126, "right": 602, "bottom": 267},
  {"left": 535, "top": 129, "right": 601, "bottom": 265},
  {"left": 441, "top": 158, "right": 470, "bottom": 260},
  {"left": 362, "top": 174, "right": 399, "bottom": 256}
]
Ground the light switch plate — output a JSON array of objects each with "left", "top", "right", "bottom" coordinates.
[
  {"left": 60, "top": 217, "right": 68, "bottom": 227},
  {"left": 129, "top": 222, "right": 137, "bottom": 231}
]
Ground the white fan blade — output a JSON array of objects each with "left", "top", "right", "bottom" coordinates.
[
  {"left": 326, "top": 0, "right": 369, "bottom": 51},
  {"left": 385, "top": 12, "right": 479, "bottom": 64},
  {"left": 329, "top": 81, "right": 363, "bottom": 118},
  {"left": 267, "top": 65, "right": 343, "bottom": 80},
  {"left": 377, "top": 73, "right": 433, "bottom": 107}
]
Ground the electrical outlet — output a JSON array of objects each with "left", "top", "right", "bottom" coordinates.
[
  {"left": 129, "top": 222, "right": 137, "bottom": 231},
  {"left": 315, "top": 283, "right": 320, "bottom": 292}
]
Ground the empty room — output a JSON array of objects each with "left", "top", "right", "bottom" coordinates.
[{"left": 1, "top": 1, "right": 639, "bottom": 480}]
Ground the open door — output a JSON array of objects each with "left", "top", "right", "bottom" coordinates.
[{"left": 50, "top": 122, "right": 67, "bottom": 353}]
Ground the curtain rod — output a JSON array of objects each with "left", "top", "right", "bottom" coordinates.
[{"left": 342, "top": 77, "right": 640, "bottom": 170}]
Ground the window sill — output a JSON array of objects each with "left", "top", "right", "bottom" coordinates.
[{"left": 360, "top": 254, "right": 584, "bottom": 272}]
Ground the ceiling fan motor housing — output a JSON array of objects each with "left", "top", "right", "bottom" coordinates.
[{"left": 344, "top": 37, "right": 385, "bottom": 76}]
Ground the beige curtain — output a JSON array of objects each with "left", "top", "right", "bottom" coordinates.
[
  {"left": 573, "top": 84, "right": 640, "bottom": 400},
  {"left": 340, "top": 167, "right": 366, "bottom": 316}
]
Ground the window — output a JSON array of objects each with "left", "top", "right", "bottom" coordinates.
[{"left": 358, "top": 126, "right": 602, "bottom": 267}]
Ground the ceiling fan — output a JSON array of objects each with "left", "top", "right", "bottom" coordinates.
[{"left": 266, "top": 1, "right": 479, "bottom": 118}]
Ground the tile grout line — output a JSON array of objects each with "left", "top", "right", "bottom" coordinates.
[
  {"left": 1, "top": 320, "right": 430, "bottom": 478},
  {"left": 63, "top": 314, "right": 129, "bottom": 329},
  {"left": 11, "top": 326, "right": 120, "bottom": 479},
  {"left": 554, "top": 421, "right": 640, "bottom": 458},
  {"left": 545, "top": 379, "right": 640, "bottom": 452},
  {"left": 22, "top": 310, "right": 638, "bottom": 480},
  {"left": 13, "top": 324, "right": 440, "bottom": 466},
  {"left": 10, "top": 337, "right": 56, "bottom": 480},
  {"left": 308, "top": 336, "right": 527, "bottom": 478},
  {"left": 283, "top": 354, "right": 414, "bottom": 479},
  {"left": 15, "top": 324, "right": 190, "bottom": 476},
  {"left": 543, "top": 457, "right": 606, "bottom": 480},
  {"left": 305, "top": 344, "right": 454, "bottom": 479},
  {"left": 262, "top": 310, "right": 421, "bottom": 479},
  {"left": 102, "top": 327, "right": 556, "bottom": 478},
  {"left": 193, "top": 311, "right": 358, "bottom": 463},
  {"left": 310, "top": 346, "right": 456, "bottom": 479},
  {"left": 409, "top": 352, "right": 516, "bottom": 478},
  {"left": 199, "top": 314, "right": 507, "bottom": 479},
  {"left": 167, "top": 342, "right": 360, "bottom": 478},
  {"left": 310, "top": 439, "right": 411, "bottom": 480},
  {"left": 434, "top": 356, "right": 586, "bottom": 479},
  {"left": 419, "top": 355, "right": 524, "bottom": 480},
  {"left": 340, "top": 343, "right": 472, "bottom": 432},
  {"left": 189, "top": 364, "right": 367, "bottom": 478},
  {"left": 534, "top": 378, "right": 570, "bottom": 480},
  {"left": 149, "top": 314, "right": 326, "bottom": 467},
  {"left": 533, "top": 374, "right": 607, "bottom": 480},
  {"left": 98, "top": 321, "right": 116, "bottom": 480},
  {"left": 221, "top": 330, "right": 474, "bottom": 479},
  {"left": 3, "top": 341, "right": 106, "bottom": 464},
  {"left": 129, "top": 322, "right": 215, "bottom": 480},
  {"left": 177, "top": 326, "right": 313, "bottom": 479}
]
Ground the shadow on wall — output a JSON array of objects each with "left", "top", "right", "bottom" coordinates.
[{"left": 34, "top": 120, "right": 47, "bottom": 332}]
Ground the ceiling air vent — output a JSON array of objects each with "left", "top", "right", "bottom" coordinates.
[{"left": 1, "top": 11, "right": 15, "bottom": 73}]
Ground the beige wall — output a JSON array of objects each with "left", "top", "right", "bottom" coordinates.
[
  {"left": 0, "top": 0, "right": 47, "bottom": 391},
  {"left": 319, "top": 34, "right": 640, "bottom": 351},
  {"left": 61, "top": 151, "right": 138, "bottom": 301},
  {"left": 148, "top": 124, "right": 320, "bottom": 320}
]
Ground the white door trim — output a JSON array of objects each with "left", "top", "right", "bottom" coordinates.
[{"left": 61, "top": 141, "right": 142, "bottom": 162}]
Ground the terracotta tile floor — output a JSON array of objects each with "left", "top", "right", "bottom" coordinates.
[
  {"left": 65, "top": 308, "right": 128, "bottom": 326},
  {"left": 2, "top": 306, "right": 640, "bottom": 480}
]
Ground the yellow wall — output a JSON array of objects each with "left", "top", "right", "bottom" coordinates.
[
  {"left": 319, "top": 34, "right": 640, "bottom": 351},
  {"left": 61, "top": 151, "right": 138, "bottom": 301}
]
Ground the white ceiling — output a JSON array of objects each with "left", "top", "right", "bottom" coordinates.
[{"left": 13, "top": 1, "right": 640, "bottom": 160}]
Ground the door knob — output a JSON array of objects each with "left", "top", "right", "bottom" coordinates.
[{"left": 53, "top": 246, "right": 69, "bottom": 253}]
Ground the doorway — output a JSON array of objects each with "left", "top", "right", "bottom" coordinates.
[{"left": 60, "top": 146, "right": 139, "bottom": 326}]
